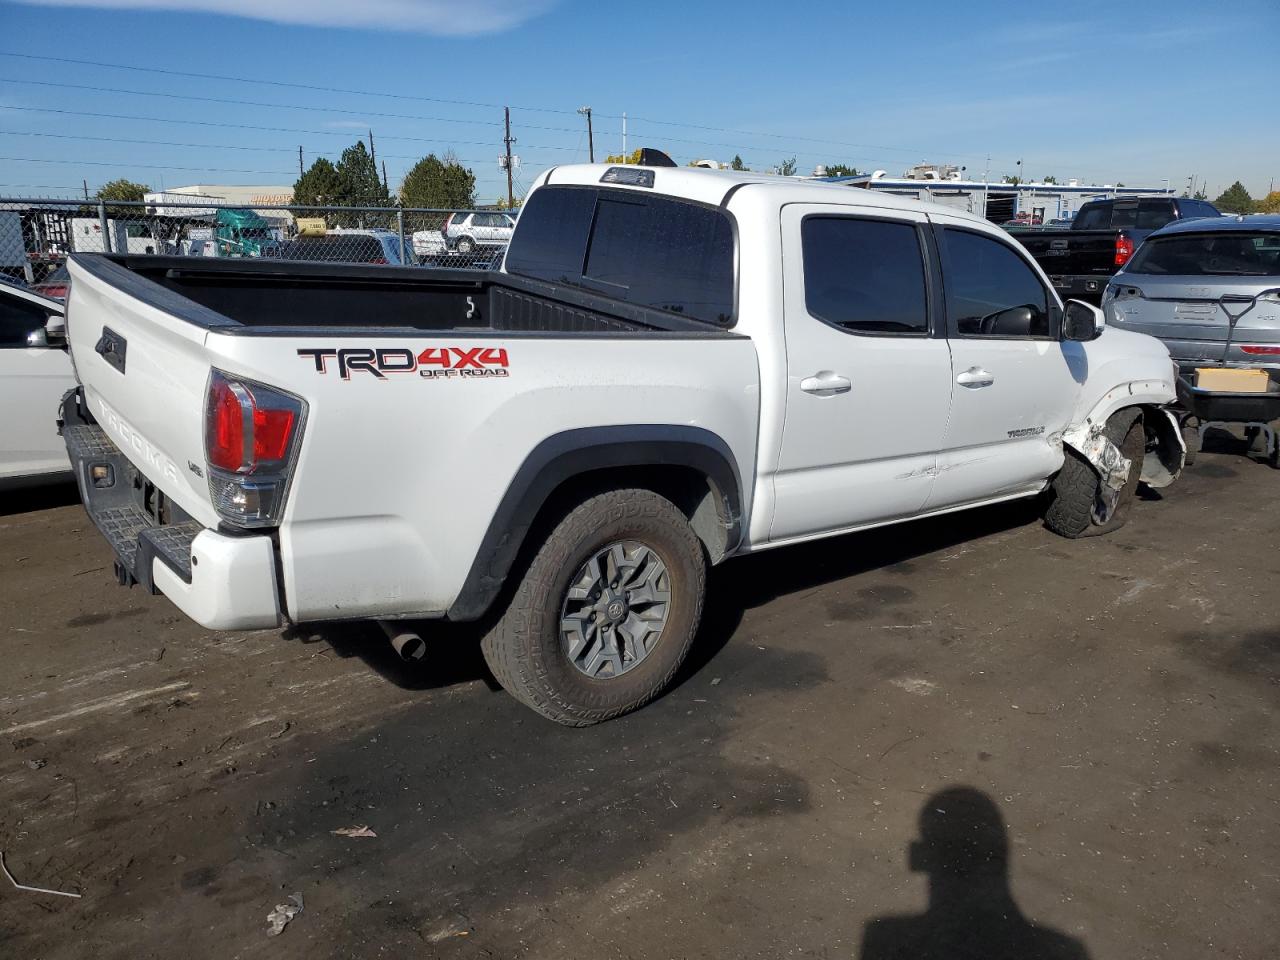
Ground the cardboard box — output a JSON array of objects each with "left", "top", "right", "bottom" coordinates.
[{"left": 1194, "top": 367, "right": 1271, "bottom": 393}]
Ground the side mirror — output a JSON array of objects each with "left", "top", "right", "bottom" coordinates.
[
  {"left": 1062, "top": 299, "right": 1103, "bottom": 341},
  {"left": 28, "top": 315, "right": 67, "bottom": 349}
]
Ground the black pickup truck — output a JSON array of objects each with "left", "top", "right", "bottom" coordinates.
[{"left": 1010, "top": 197, "right": 1220, "bottom": 303}]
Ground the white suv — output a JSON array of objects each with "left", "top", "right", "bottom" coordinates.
[{"left": 442, "top": 211, "right": 516, "bottom": 255}]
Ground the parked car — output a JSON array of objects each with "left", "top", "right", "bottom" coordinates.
[
  {"left": 0, "top": 280, "right": 74, "bottom": 488},
  {"left": 1011, "top": 197, "right": 1221, "bottom": 304},
  {"left": 1103, "top": 215, "right": 1280, "bottom": 371},
  {"left": 60, "top": 162, "right": 1184, "bottom": 725},
  {"left": 29, "top": 263, "right": 70, "bottom": 300},
  {"left": 411, "top": 229, "right": 448, "bottom": 261},
  {"left": 441, "top": 211, "right": 516, "bottom": 255},
  {"left": 276, "top": 229, "right": 412, "bottom": 266}
]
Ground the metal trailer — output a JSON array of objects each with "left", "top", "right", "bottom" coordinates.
[{"left": 1176, "top": 289, "right": 1280, "bottom": 468}]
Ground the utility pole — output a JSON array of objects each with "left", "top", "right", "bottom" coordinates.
[
  {"left": 578, "top": 106, "right": 594, "bottom": 163},
  {"left": 622, "top": 112, "right": 627, "bottom": 157},
  {"left": 298, "top": 146, "right": 304, "bottom": 177},
  {"left": 503, "top": 107, "right": 517, "bottom": 209},
  {"left": 82, "top": 179, "right": 89, "bottom": 201}
]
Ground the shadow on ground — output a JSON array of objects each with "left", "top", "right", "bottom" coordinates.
[
  {"left": 860, "top": 786, "right": 1090, "bottom": 960},
  {"left": 0, "top": 479, "right": 79, "bottom": 517},
  {"left": 306, "top": 497, "right": 1041, "bottom": 696}
]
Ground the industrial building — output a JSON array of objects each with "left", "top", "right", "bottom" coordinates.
[{"left": 821, "top": 167, "right": 1174, "bottom": 224}]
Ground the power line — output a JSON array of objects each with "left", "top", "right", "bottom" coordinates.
[
  {"left": 0, "top": 50, "right": 581, "bottom": 117},
  {"left": 0, "top": 77, "right": 515, "bottom": 129},
  {"left": 0, "top": 130, "right": 569, "bottom": 164},
  {"left": 0, "top": 156, "right": 299, "bottom": 176}
]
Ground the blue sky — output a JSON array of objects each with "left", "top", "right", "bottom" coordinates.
[{"left": 1, "top": 0, "right": 1276, "bottom": 203}]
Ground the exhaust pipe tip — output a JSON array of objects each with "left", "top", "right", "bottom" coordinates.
[
  {"left": 391, "top": 633, "right": 427, "bottom": 662},
  {"left": 378, "top": 621, "right": 426, "bottom": 662}
]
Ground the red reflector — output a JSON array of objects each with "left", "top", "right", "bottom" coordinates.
[
  {"left": 371, "top": 257, "right": 388, "bottom": 264},
  {"left": 1114, "top": 235, "right": 1135, "bottom": 267},
  {"left": 1241, "top": 345, "right": 1280, "bottom": 355},
  {"left": 253, "top": 407, "right": 295, "bottom": 461},
  {"left": 207, "top": 376, "right": 245, "bottom": 471}
]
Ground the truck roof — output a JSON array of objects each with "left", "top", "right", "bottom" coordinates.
[{"left": 540, "top": 162, "right": 996, "bottom": 226}]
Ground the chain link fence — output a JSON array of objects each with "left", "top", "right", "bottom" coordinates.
[{"left": 1, "top": 198, "right": 514, "bottom": 294}]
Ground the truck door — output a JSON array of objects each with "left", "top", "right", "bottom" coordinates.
[
  {"left": 924, "top": 213, "right": 1082, "bottom": 510},
  {"left": 769, "top": 204, "right": 954, "bottom": 541}
]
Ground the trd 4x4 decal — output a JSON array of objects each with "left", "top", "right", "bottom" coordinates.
[{"left": 297, "top": 347, "right": 510, "bottom": 380}]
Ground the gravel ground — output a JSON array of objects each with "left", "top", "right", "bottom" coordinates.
[{"left": 1, "top": 435, "right": 1276, "bottom": 960}]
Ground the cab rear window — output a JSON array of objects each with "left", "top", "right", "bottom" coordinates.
[{"left": 505, "top": 186, "right": 735, "bottom": 325}]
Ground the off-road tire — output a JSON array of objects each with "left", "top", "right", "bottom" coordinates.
[
  {"left": 1045, "top": 411, "right": 1145, "bottom": 539},
  {"left": 481, "top": 489, "right": 706, "bottom": 726}
]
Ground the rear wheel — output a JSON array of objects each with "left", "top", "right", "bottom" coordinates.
[
  {"left": 1045, "top": 411, "right": 1146, "bottom": 538},
  {"left": 481, "top": 489, "right": 706, "bottom": 725},
  {"left": 456, "top": 236, "right": 476, "bottom": 255}
]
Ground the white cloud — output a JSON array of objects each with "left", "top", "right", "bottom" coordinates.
[{"left": 15, "top": 0, "right": 555, "bottom": 35}]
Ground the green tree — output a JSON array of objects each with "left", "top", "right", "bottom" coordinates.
[
  {"left": 730, "top": 154, "right": 748, "bottom": 171},
  {"left": 337, "top": 140, "right": 390, "bottom": 206},
  {"left": 824, "top": 163, "right": 860, "bottom": 178},
  {"left": 1256, "top": 190, "right": 1280, "bottom": 214},
  {"left": 1042, "top": 175, "right": 1058, "bottom": 184},
  {"left": 604, "top": 149, "right": 643, "bottom": 164},
  {"left": 775, "top": 157, "right": 798, "bottom": 177},
  {"left": 1002, "top": 174, "right": 1022, "bottom": 186},
  {"left": 293, "top": 157, "right": 346, "bottom": 210},
  {"left": 399, "top": 153, "right": 477, "bottom": 210},
  {"left": 1213, "top": 181, "right": 1254, "bottom": 214},
  {"left": 93, "top": 178, "right": 150, "bottom": 217},
  {"left": 95, "top": 178, "right": 149, "bottom": 203}
]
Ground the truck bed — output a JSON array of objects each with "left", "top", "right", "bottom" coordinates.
[
  {"left": 90, "top": 254, "right": 733, "bottom": 337},
  {"left": 63, "top": 251, "right": 759, "bottom": 626}
]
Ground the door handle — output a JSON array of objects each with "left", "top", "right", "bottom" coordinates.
[
  {"left": 800, "top": 372, "right": 852, "bottom": 396},
  {"left": 956, "top": 366, "right": 994, "bottom": 388}
]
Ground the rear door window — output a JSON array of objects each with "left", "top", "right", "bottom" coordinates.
[
  {"left": 507, "top": 186, "right": 736, "bottom": 325},
  {"left": 800, "top": 216, "right": 929, "bottom": 334}
]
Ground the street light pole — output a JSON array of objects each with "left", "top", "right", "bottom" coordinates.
[{"left": 578, "top": 106, "right": 594, "bottom": 163}]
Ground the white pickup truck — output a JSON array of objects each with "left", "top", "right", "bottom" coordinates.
[{"left": 60, "top": 162, "right": 1185, "bottom": 724}]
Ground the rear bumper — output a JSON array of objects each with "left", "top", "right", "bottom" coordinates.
[
  {"left": 1047, "top": 273, "right": 1111, "bottom": 301},
  {"left": 62, "top": 391, "right": 281, "bottom": 630}
]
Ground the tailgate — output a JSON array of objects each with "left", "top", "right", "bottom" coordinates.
[
  {"left": 1017, "top": 230, "right": 1117, "bottom": 276},
  {"left": 66, "top": 255, "right": 223, "bottom": 526}
]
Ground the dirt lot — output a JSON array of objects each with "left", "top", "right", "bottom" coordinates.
[{"left": 1, "top": 437, "right": 1276, "bottom": 960}]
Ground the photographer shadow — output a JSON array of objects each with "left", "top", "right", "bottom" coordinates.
[{"left": 861, "top": 787, "right": 1090, "bottom": 960}]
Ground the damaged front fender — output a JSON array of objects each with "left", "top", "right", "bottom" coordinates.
[
  {"left": 1061, "top": 417, "right": 1134, "bottom": 523},
  {"left": 1060, "top": 406, "right": 1185, "bottom": 523}
]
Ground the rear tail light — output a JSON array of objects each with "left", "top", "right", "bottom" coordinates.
[
  {"left": 1114, "top": 234, "right": 1135, "bottom": 267},
  {"left": 205, "top": 370, "right": 306, "bottom": 528},
  {"left": 371, "top": 257, "right": 388, "bottom": 264},
  {"left": 1240, "top": 345, "right": 1280, "bottom": 356},
  {"left": 441, "top": 214, "right": 453, "bottom": 237},
  {"left": 1106, "top": 284, "right": 1145, "bottom": 303}
]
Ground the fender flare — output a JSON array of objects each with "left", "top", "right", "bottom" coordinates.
[{"left": 447, "top": 425, "right": 744, "bottom": 621}]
